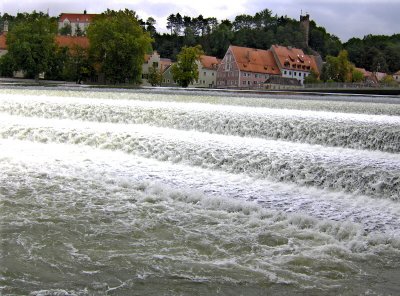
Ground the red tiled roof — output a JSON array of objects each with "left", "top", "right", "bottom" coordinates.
[
  {"left": 0, "top": 33, "right": 7, "bottom": 49},
  {"left": 230, "top": 46, "right": 280, "bottom": 75},
  {"left": 55, "top": 36, "right": 89, "bottom": 49},
  {"left": 160, "top": 59, "right": 172, "bottom": 72},
  {"left": 59, "top": 13, "right": 97, "bottom": 23},
  {"left": 0, "top": 34, "right": 89, "bottom": 51},
  {"left": 271, "top": 44, "right": 317, "bottom": 73},
  {"left": 199, "top": 55, "right": 220, "bottom": 70}
]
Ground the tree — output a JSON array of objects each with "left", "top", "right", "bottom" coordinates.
[
  {"left": 147, "top": 66, "right": 163, "bottom": 86},
  {"left": 87, "top": 9, "right": 153, "bottom": 84},
  {"left": 59, "top": 23, "right": 72, "bottom": 35},
  {"left": 0, "top": 54, "right": 15, "bottom": 77},
  {"left": 145, "top": 17, "right": 157, "bottom": 37},
  {"left": 351, "top": 69, "right": 364, "bottom": 82},
  {"left": 304, "top": 69, "right": 320, "bottom": 84},
  {"left": 321, "top": 50, "right": 353, "bottom": 82},
  {"left": 75, "top": 24, "right": 85, "bottom": 37},
  {"left": 62, "top": 45, "right": 92, "bottom": 83},
  {"left": 6, "top": 11, "right": 57, "bottom": 80},
  {"left": 45, "top": 45, "right": 68, "bottom": 80},
  {"left": 380, "top": 75, "right": 397, "bottom": 87},
  {"left": 171, "top": 45, "right": 204, "bottom": 87}
]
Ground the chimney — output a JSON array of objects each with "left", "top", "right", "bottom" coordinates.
[{"left": 84, "top": 10, "right": 87, "bottom": 15}]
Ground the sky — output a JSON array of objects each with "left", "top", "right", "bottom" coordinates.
[{"left": 1, "top": 0, "right": 399, "bottom": 42}]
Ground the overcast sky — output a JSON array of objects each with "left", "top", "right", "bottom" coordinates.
[{"left": 1, "top": 0, "right": 399, "bottom": 42}]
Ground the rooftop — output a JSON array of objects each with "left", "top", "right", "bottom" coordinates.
[
  {"left": 199, "top": 55, "right": 220, "bottom": 69},
  {"left": 229, "top": 45, "right": 280, "bottom": 75},
  {"left": 59, "top": 13, "right": 97, "bottom": 23}
]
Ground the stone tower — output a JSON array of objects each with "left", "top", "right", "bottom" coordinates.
[{"left": 300, "top": 13, "right": 310, "bottom": 47}]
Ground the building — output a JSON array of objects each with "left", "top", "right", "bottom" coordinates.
[
  {"left": 142, "top": 51, "right": 172, "bottom": 85},
  {"left": 270, "top": 44, "right": 320, "bottom": 85},
  {"left": 56, "top": 36, "right": 90, "bottom": 51},
  {"left": 162, "top": 55, "right": 220, "bottom": 88},
  {"left": 394, "top": 70, "right": 400, "bottom": 83},
  {"left": 0, "top": 33, "right": 7, "bottom": 57},
  {"left": 58, "top": 11, "right": 97, "bottom": 36},
  {"left": 216, "top": 45, "right": 280, "bottom": 89},
  {"left": 193, "top": 55, "right": 220, "bottom": 88},
  {"left": 0, "top": 21, "right": 8, "bottom": 57}
]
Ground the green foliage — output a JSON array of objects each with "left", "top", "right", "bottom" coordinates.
[
  {"left": 351, "top": 69, "right": 364, "bottom": 82},
  {"left": 45, "top": 45, "right": 68, "bottom": 80},
  {"left": 309, "top": 21, "right": 342, "bottom": 58},
  {"left": 0, "top": 53, "right": 15, "bottom": 77},
  {"left": 171, "top": 45, "right": 204, "bottom": 87},
  {"left": 155, "top": 8, "right": 340, "bottom": 60},
  {"left": 6, "top": 11, "right": 57, "bottom": 80},
  {"left": 61, "top": 45, "right": 92, "bottom": 83},
  {"left": 87, "top": 9, "right": 153, "bottom": 84},
  {"left": 75, "top": 25, "right": 85, "bottom": 37},
  {"left": 321, "top": 50, "right": 354, "bottom": 82},
  {"left": 344, "top": 34, "right": 400, "bottom": 73},
  {"left": 59, "top": 24, "right": 72, "bottom": 36},
  {"left": 147, "top": 66, "right": 163, "bottom": 86},
  {"left": 303, "top": 69, "right": 320, "bottom": 84},
  {"left": 380, "top": 75, "right": 398, "bottom": 87}
]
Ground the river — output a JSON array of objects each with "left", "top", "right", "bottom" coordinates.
[{"left": 0, "top": 87, "right": 399, "bottom": 295}]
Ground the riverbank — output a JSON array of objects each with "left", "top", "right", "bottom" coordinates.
[{"left": 1, "top": 77, "right": 399, "bottom": 96}]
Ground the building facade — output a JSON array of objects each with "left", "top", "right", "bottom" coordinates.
[
  {"left": 0, "top": 33, "right": 7, "bottom": 57},
  {"left": 394, "top": 70, "right": 400, "bottom": 83},
  {"left": 270, "top": 45, "right": 319, "bottom": 85},
  {"left": 58, "top": 11, "right": 97, "bottom": 36},
  {"left": 142, "top": 51, "right": 172, "bottom": 86},
  {"left": 216, "top": 45, "right": 281, "bottom": 89},
  {"left": 162, "top": 55, "right": 219, "bottom": 88}
]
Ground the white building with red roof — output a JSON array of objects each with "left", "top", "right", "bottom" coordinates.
[
  {"left": 270, "top": 44, "right": 320, "bottom": 85},
  {"left": 58, "top": 11, "right": 97, "bottom": 36}
]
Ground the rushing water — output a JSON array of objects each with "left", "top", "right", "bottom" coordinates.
[{"left": 0, "top": 87, "right": 399, "bottom": 295}]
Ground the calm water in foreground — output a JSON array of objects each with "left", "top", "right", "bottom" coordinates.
[{"left": 0, "top": 87, "right": 399, "bottom": 295}]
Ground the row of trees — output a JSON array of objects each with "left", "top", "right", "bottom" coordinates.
[
  {"left": 0, "top": 10, "right": 153, "bottom": 84},
  {"left": 344, "top": 34, "right": 400, "bottom": 74},
  {"left": 153, "top": 9, "right": 342, "bottom": 61},
  {"left": 1, "top": 8, "right": 399, "bottom": 85}
]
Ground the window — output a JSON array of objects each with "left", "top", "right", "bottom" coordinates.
[
  {"left": 204, "top": 72, "right": 206, "bottom": 76},
  {"left": 255, "top": 74, "right": 258, "bottom": 78},
  {"left": 289, "top": 71, "right": 292, "bottom": 75},
  {"left": 153, "top": 62, "right": 158, "bottom": 68},
  {"left": 212, "top": 72, "right": 215, "bottom": 76},
  {"left": 294, "top": 72, "right": 297, "bottom": 76},
  {"left": 247, "top": 81, "right": 250, "bottom": 85},
  {"left": 284, "top": 71, "right": 287, "bottom": 75}
]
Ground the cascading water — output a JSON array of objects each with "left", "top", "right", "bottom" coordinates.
[{"left": 0, "top": 87, "right": 399, "bottom": 295}]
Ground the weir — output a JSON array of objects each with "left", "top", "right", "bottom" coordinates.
[{"left": 0, "top": 88, "right": 399, "bottom": 295}]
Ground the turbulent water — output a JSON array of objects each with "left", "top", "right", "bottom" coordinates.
[{"left": 0, "top": 87, "right": 399, "bottom": 295}]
